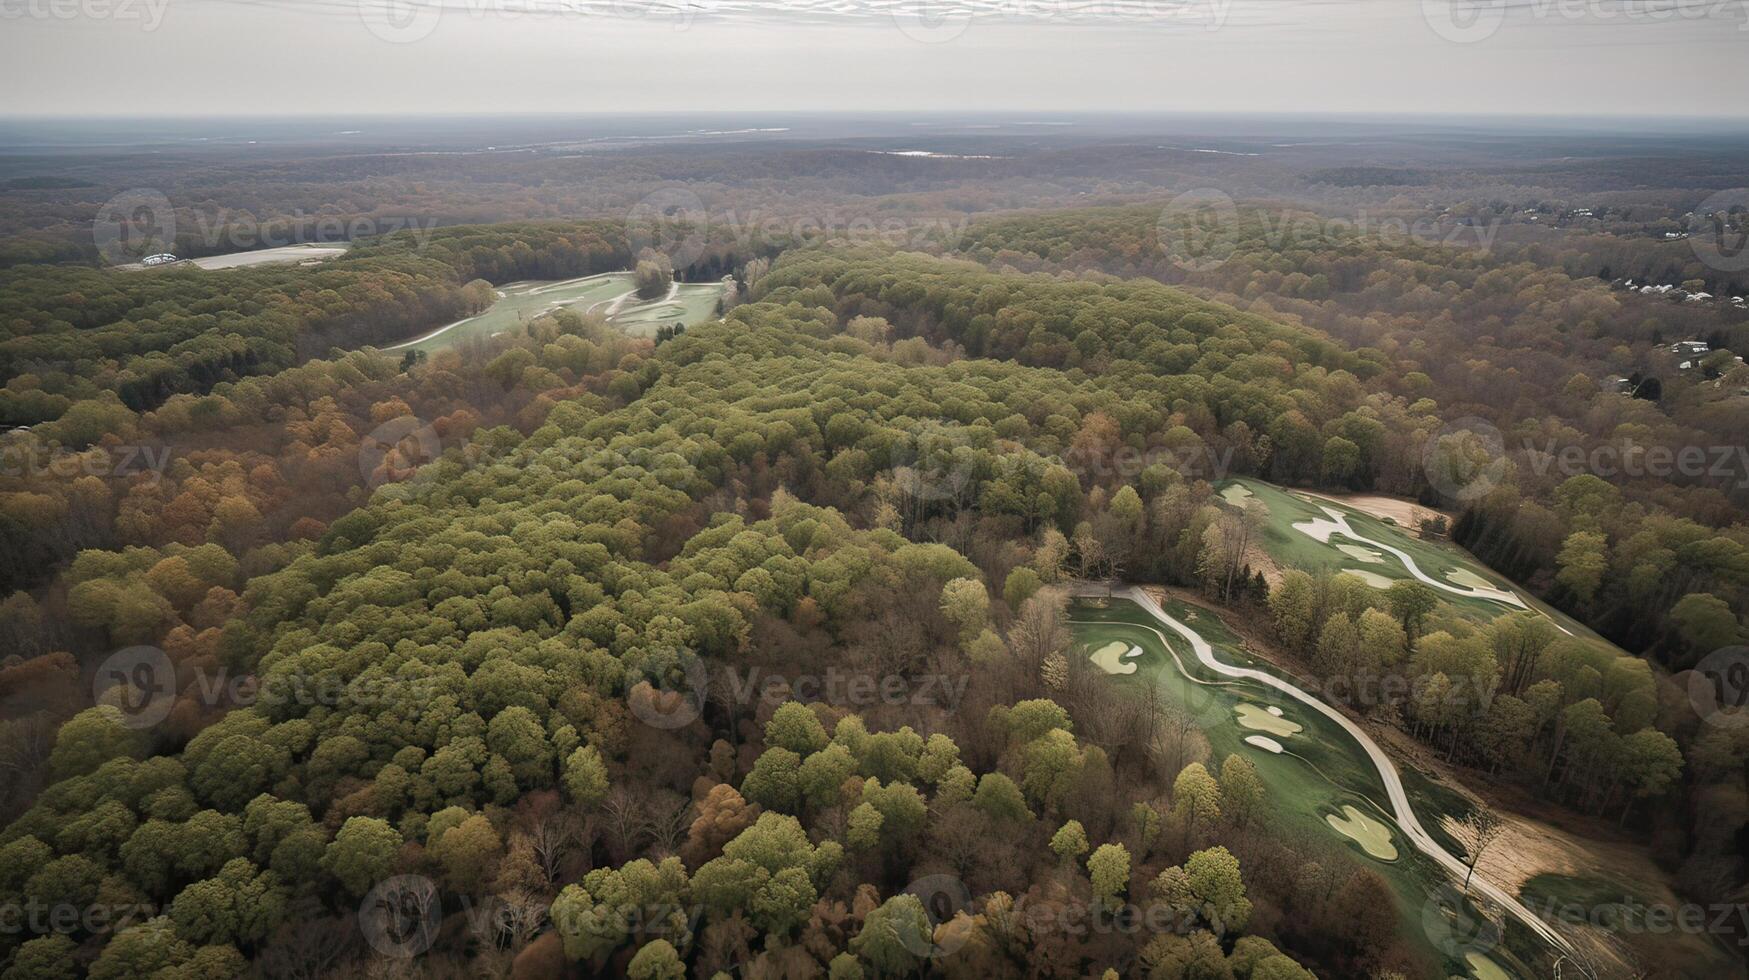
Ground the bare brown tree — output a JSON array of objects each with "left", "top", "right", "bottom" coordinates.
[{"left": 1453, "top": 804, "right": 1506, "bottom": 891}]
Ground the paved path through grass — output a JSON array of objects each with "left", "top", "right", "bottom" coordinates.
[
  {"left": 1077, "top": 583, "right": 1585, "bottom": 972},
  {"left": 1297, "top": 505, "right": 1531, "bottom": 611}
]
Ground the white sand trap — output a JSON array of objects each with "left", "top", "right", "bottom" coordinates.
[
  {"left": 1327, "top": 805, "right": 1398, "bottom": 860},
  {"left": 1266, "top": 706, "right": 1283, "bottom": 717},
  {"left": 1336, "top": 543, "right": 1385, "bottom": 563},
  {"left": 1089, "top": 641, "right": 1143, "bottom": 675},
  {"left": 1292, "top": 516, "right": 1344, "bottom": 542},
  {"left": 1464, "top": 953, "right": 1511, "bottom": 980},
  {"left": 1342, "top": 568, "right": 1398, "bottom": 590},
  {"left": 1220, "top": 484, "right": 1256, "bottom": 506},
  {"left": 1243, "top": 734, "right": 1284, "bottom": 753},
  {"left": 1235, "top": 703, "right": 1302, "bottom": 737}
]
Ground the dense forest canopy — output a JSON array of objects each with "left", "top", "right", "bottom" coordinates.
[{"left": 0, "top": 121, "right": 1746, "bottom": 980}]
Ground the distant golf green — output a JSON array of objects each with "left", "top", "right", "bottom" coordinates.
[
  {"left": 1235, "top": 702, "right": 1301, "bottom": 738},
  {"left": 381, "top": 273, "right": 727, "bottom": 355},
  {"left": 1327, "top": 804, "right": 1399, "bottom": 860},
  {"left": 610, "top": 281, "right": 727, "bottom": 336},
  {"left": 1088, "top": 640, "right": 1142, "bottom": 674}
]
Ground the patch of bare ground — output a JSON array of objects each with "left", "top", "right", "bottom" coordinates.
[
  {"left": 1377, "top": 726, "right": 1713, "bottom": 979},
  {"left": 1242, "top": 541, "right": 1284, "bottom": 587}
]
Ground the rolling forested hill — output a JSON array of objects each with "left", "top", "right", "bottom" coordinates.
[{"left": 0, "top": 232, "right": 1743, "bottom": 979}]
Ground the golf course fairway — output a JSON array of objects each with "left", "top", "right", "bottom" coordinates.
[
  {"left": 380, "top": 273, "right": 728, "bottom": 355},
  {"left": 1071, "top": 586, "right": 1584, "bottom": 979}
]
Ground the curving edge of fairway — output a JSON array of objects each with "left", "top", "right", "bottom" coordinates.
[{"left": 1074, "top": 583, "right": 1588, "bottom": 975}]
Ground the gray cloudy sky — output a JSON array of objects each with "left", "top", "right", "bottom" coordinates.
[{"left": 1, "top": 0, "right": 1744, "bottom": 117}]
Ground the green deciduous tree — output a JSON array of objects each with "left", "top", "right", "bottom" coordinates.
[
  {"left": 321, "top": 817, "right": 402, "bottom": 897},
  {"left": 1088, "top": 843, "right": 1130, "bottom": 909}
]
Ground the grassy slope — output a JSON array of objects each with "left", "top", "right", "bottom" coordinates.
[
  {"left": 1214, "top": 478, "right": 1748, "bottom": 977},
  {"left": 1223, "top": 478, "right": 1610, "bottom": 643},
  {"left": 384, "top": 275, "right": 728, "bottom": 353},
  {"left": 1069, "top": 597, "right": 1540, "bottom": 979}
]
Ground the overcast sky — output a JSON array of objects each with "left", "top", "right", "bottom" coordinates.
[{"left": 1, "top": 0, "right": 1744, "bottom": 118}]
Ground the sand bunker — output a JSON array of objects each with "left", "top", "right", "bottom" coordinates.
[
  {"left": 1235, "top": 703, "right": 1302, "bottom": 738},
  {"left": 1327, "top": 805, "right": 1398, "bottom": 860},
  {"left": 1336, "top": 543, "right": 1385, "bottom": 563},
  {"left": 1089, "top": 641, "right": 1143, "bottom": 675},
  {"left": 1291, "top": 516, "right": 1344, "bottom": 543},
  {"left": 1341, "top": 569, "right": 1397, "bottom": 590},
  {"left": 1243, "top": 734, "right": 1284, "bottom": 753}
]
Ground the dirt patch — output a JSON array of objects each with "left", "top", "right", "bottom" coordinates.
[
  {"left": 1242, "top": 541, "right": 1284, "bottom": 587},
  {"left": 1373, "top": 726, "right": 1691, "bottom": 980}
]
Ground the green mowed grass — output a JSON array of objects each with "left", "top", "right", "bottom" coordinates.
[
  {"left": 1221, "top": 478, "right": 1608, "bottom": 642},
  {"left": 1070, "top": 597, "right": 1538, "bottom": 979},
  {"left": 1517, "top": 872, "right": 1744, "bottom": 977},
  {"left": 1519, "top": 872, "right": 1652, "bottom": 915},
  {"left": 382, "top": 275, "right": 728, "bottom": 353},
  {"left": 611, "top": 282, "right": 726, "bottom": 337},
  {"left": 384, "top": 274, "right": 635, "bottom": 355}
]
